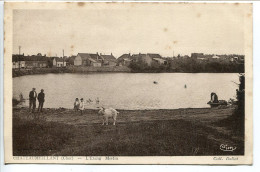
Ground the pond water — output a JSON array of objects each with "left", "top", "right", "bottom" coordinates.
[{"left": 13, "top": 73, "right": 239, "bottom": 110}]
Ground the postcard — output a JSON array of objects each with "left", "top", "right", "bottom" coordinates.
[{"left": 4, "top": 2, "right": 253, "bottom": 164}]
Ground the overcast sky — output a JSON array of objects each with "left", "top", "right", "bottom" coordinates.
[{"left": 13, "top": 3, "right": 246, "bottom": 57}]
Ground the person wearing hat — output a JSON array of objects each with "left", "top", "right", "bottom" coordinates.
[
  {"left": 37, "top": 89, "right": 45, "bottom": 112},
  {"left": 29, "top": 88, "right": 37, "bottom": 113},
  {"left": 79, "top": 98, "right": 85, "bottom": 115}
]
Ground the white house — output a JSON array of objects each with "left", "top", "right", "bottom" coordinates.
[{"left": 52, "top": 57, "right": 66, "bottom": 67}]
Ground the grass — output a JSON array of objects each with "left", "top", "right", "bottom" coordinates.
[
  {"left": 13, "top": 108, "right": 244, "bottom": 156},
  {"left": 13, "top": 116, "right": 77, "bottom": 156}
]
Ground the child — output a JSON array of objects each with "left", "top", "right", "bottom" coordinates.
[
  {"left": 74, "top": 98, "right": 80, "bottom": 111},
  {"left": 79, "top": 98, "right": 85, "bottom": 115}
]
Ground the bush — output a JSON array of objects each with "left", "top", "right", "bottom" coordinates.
[{"left": 12, "top": 98, "right": 20, "bottom": 106}]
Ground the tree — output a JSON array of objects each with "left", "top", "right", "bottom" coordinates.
[{"left": 233, "top": 73, "right": 245, "bottom": 132}]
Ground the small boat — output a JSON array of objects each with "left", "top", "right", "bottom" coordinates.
[
  {"left": 153, "top": 81, "right": 158, "bottom": 84},
  {"left": 207, "top": 100, "right": 227, "bottom": 108}
]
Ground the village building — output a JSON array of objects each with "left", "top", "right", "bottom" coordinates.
[
  {"left": 146, "top": 53, "right": 167, "bottom": 65},
  {"left": 51, "top": 57, "right": 66, "bottom": 67},
  {"left": 24, "top": 55, "right": 48, "bottom": 68},
  {"left": 12, "top": 55, "right": 25, "bottom": 69},
  {"left": 74, "top": 53, "right": 102, "bottom": 67},
  {"left": 196, "top": 54, "right": 213, "bottom": 61},
  {"left": 117, "top": 54, "right": 132, "bottom": 66},
  {"left": 12, "top": 54, "right": 48, "bottom": 69},
  {"left": 100, "top": 53, "right": 117, "bottom": 66},
  {"left": 191, "top": 53, "right": 204, "bottom": 59},
  {"left": 117, "top": 53, "right": 167, "bottom": 66},
  {"left": 230, "top": 56, "right": 239, "bottom": 62},
  {"left": 212, "top": 55, "right": 220, "bottom": 59},
  {"left": 134, "top": 53, "right": 167, "bottom": 66}
]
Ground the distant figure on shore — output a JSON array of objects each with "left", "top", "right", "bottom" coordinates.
[
  {"left": 96, "top": 97, "right": 100, "bottom": 104},
  {"left": 37, "top": 89, "right": 45, "bottom": 112},
  {"left": 79, "top": 98, "right": 85, "bottom": 115},
  {"left": 29, "top": 88, "right": 37, "bottom": 113},
  {"left": 210, "top": 92, "right": 219, "bottom": 103},
  {"left": 184, "top": 84, "right": 187, "bottom": 88},
  {"left": 74, "top": 98, "right": 80, "bottom": 111},
  {"left": 19, "top": 93, "right": 25, "bottom": 102}
]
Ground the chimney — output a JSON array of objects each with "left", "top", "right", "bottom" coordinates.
[{"left": 111, "top": 52, "right": 113, "bottom": 56}]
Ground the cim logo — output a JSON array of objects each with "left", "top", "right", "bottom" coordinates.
[{"left": 220, "top": 144, "right": 237, "bottom": 152}]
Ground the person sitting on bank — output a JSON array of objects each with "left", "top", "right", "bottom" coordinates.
[
  {"left": 79, "top": 98, "right": 85, "bottom": 115},
  {"left": 74, "top": 98, "right": 80, "bottom": 111},
  {"left": 210, "top": 92, "right": 219, "bottom": 103},
  {"left": 38, "top": 89, "right": 45, "bottom": 112},
  {"left": 29, "top": 88, "right": 37, "bottom": 113}
]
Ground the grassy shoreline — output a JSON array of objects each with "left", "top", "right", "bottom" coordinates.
[
  {"left": 12, "top": 66, "right": 243, "bottom": 78},
  {"left": 12, "top": 66, "right": 131, "bottom": 77},
  {"left": 13, "top": 107, "right": 244, "bottom": 156}
]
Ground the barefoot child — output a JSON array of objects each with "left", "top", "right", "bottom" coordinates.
[{"left": 79, "top": 98, "right": 85, "bottom": 115}]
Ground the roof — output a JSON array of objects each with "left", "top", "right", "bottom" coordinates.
[
  {"left": 12, "top": 55, "right": 25, "bottom": 62},
  {"left": 88, "top": 58, "right": 97, "bottom": 63},
  {"left": 132, "top": 54, "right": 146, "bottom": 57},
  {"left": 100, "top": 54, "right": 116, "bottom": 62},
  {"left": 13, "top": 54, "right": 49, "bottom": 62},
  {"left": 147, "top": 53, "right": 162, "bottom": 59},
  {"left": 77, "top": 53, "right": 100, "bottom": 62},
  {"left": 118, "top": 54, "right": 131, "bottom": 60},
  {"left": 25, "top": 56, "right": 48, "bottom": 61}
]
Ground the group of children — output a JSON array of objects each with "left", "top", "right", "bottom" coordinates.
[
  {"left": 74, "top": 98, "right": 85, "bottom": 115},
  {"left": 73, "top": 97, "right": 100, "bottom": 115}
]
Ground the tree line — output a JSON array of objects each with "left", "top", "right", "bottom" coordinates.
[{"left": 129, "top": 58, "right": 244, "bottom": 73}]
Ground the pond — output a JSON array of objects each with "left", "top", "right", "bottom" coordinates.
[{"left": 13, "top": 73, "right": 239, "bottom": 110}]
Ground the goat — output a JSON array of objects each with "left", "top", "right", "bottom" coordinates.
[{"left": 98, "top": 107, "right": 119, "bottom": 125}]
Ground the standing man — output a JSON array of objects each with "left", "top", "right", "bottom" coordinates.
[
  {"left": 38, "top": 89, "right": 45, "bottom": 112},
  {"left": 29, "top": 88, "right": 37, "bottom": 113}
]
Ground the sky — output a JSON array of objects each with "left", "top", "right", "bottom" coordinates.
[{"left": 13, "top": 3, "right": 247, "bottom": 58}]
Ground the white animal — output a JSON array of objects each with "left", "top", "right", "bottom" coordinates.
[{"left": 98, "top": 107, "right": 119, "bottom": 125}]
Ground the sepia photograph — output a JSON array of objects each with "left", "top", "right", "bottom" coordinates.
[{"left": 4, "top": 2, "right": 253, "bottom": 164}]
